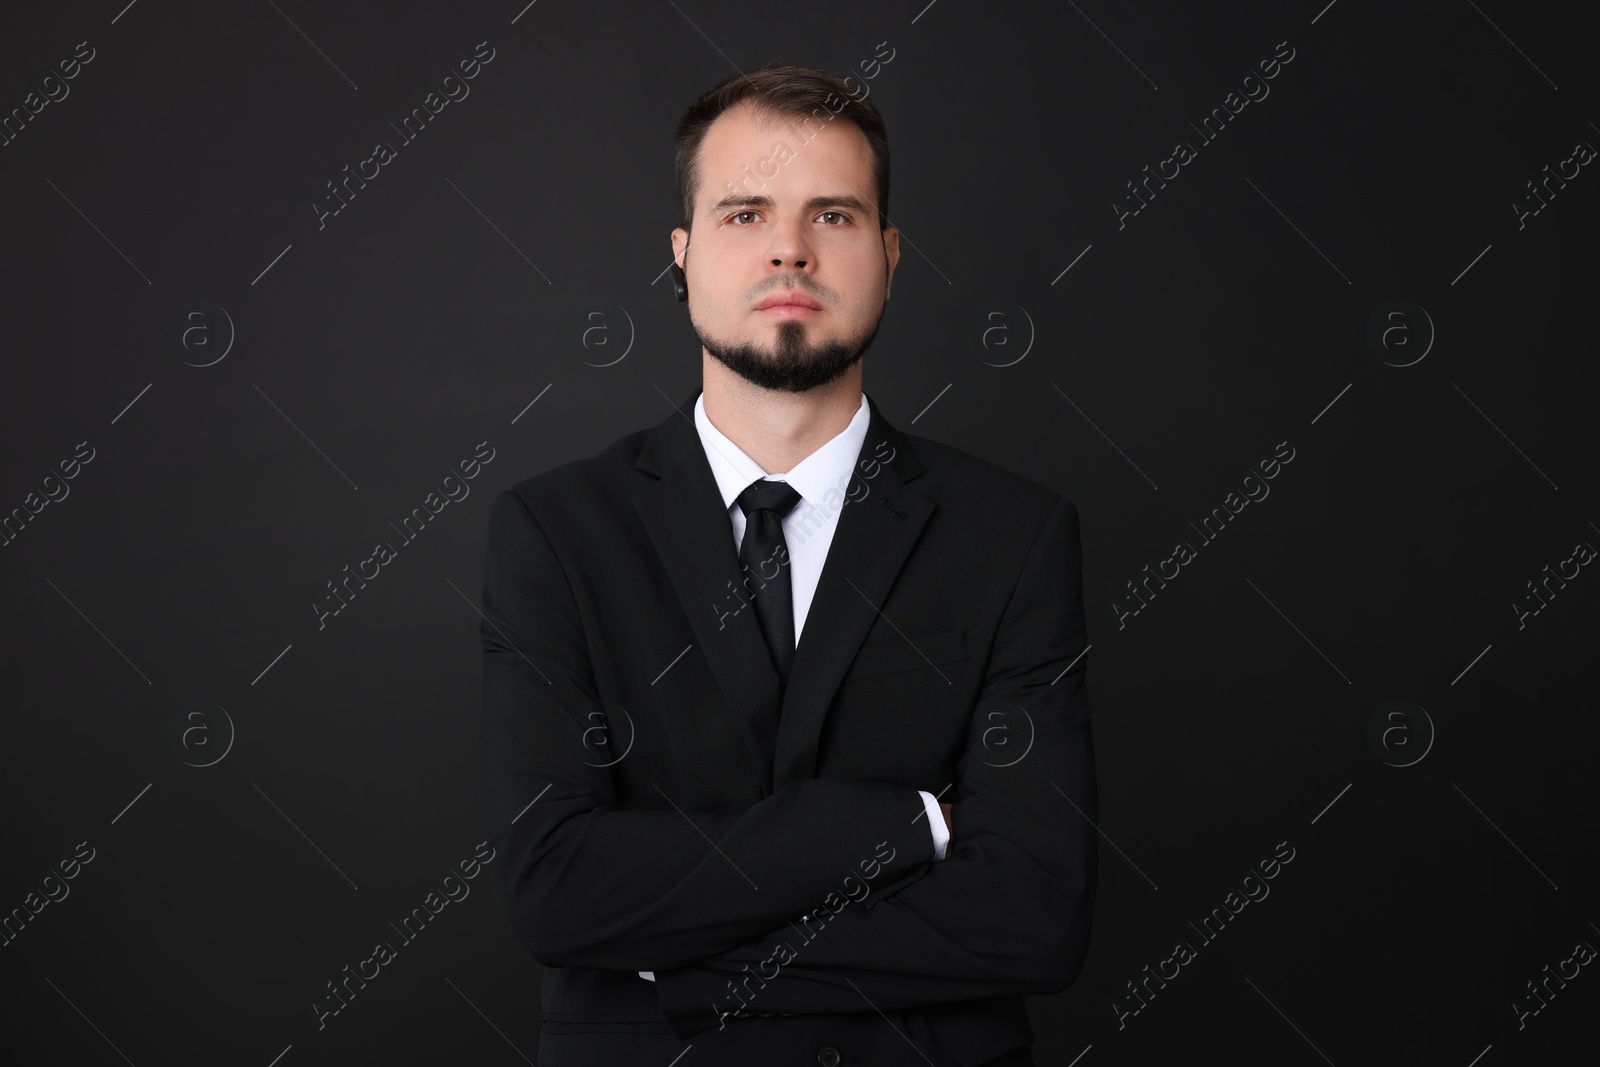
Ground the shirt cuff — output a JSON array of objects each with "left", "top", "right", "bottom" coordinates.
[
  {"left": 639, "top": 971, "right": 655, "bottom": 981},
  {"left": 917, "top": 789, "right": 949, "bottom": 860}
]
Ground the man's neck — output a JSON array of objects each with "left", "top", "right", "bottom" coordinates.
[{"left": 700, "top": 354, "right": 862, "bottom": 475}]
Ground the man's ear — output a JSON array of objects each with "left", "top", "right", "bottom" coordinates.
[
  {"left": 883, "top": 226, "right": 901, "bottom": 299},
  {"left": 670, "top": 227, "right": 690, "bottom": 303}
]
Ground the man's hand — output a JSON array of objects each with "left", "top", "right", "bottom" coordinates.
[{"left": 939, "top": 801, "right": 953, "bottom": 845}]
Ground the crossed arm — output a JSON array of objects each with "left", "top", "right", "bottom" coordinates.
[
  {"left": 479, "top": 489, "right": 949, "bottom": 972},
  {"left": 479, "top": 490, "right": 1096, "bottom": 1038},
  {"left": 648, "top": 496, "right": 1096, "bottom": 1036},
  {"left": 639, "top": 793, "right": 947, "bottom": 982}
]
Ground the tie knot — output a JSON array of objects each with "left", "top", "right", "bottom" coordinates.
[{"left": 735, "top": 478, "right": 802, "bottom": 519}]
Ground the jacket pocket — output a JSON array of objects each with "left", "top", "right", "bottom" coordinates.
[
  {"left": 844, "top": 626, "right": 967, "bottom": 681},
  {"left": 541, "top": 1012, "right": 675, "bottom": 1035}
]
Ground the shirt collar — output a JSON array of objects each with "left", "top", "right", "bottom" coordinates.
[{"left": 694, "top": 390, "right": 870, "bottom": 515}]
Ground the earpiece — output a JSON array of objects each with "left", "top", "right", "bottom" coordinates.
[{"left": 670, "top": 263, "right": 687, "bottom": 303}]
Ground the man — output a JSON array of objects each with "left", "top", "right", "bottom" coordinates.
[{"left": 479, "top": 63, "right": 1096, "bottom": 1066}]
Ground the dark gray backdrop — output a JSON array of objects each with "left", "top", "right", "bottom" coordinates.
[{"left": 2, "top": 1, "right": 1595, "bottom": 1064}]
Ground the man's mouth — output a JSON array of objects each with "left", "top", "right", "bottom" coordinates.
[{"left": 755, "top": 290, "right": 823, "bottom": 317}]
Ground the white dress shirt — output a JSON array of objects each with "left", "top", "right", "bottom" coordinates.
[{"left": 639, "top": 392, "right": 948, "bottom": 982}]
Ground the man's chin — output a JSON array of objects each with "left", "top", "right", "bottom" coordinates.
[{"left": 703, "top": 341, "right": 864, "bottom": 394}]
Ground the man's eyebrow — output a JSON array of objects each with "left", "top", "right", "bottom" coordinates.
[{"left": 707, "top": 193, "right": 874, "bottom": 218}]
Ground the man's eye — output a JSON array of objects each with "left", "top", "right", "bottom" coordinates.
[
  {"left": 731, "top": 211, "right": 759, "bottom": 225},
  {"left": 819, "top": 211, "right": 849, "bottom": 225}
]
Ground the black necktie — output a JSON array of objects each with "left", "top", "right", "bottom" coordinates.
[{"left": 735, "top": 478, "right": 803, "bottom": 691}]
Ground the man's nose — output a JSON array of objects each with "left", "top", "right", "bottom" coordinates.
[{"left": 764, "top": 217, "right": 814, "bottom": 270}]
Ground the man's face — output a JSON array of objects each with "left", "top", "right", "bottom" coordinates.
[{"left": 671, "top": 103, "right": 900, "bottom": 393}]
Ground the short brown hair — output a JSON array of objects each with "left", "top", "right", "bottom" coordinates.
[{"left": 674, "top": 63, "right": 891, "bottom": 235}]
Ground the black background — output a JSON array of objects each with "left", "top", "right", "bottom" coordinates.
[{"left": 1, "top": 1, "right": 1595, "bottom": 1064}]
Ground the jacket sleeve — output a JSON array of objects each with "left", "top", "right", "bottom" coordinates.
[
  {"left": 478, "top": 488, "right": 938, "bottom": 973},
  {"left": 652, "top": 496, "right": 1098, "bottom": 1037}
]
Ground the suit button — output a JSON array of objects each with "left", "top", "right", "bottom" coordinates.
[{"left": 817, "top": 1045, "right": 841, "bottom": 1067}]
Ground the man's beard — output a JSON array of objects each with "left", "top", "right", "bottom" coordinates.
[{"left": 696, "top": 313, "right": 882, "bottom": 394}]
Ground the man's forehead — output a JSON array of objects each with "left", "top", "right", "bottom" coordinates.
[
  {"left": 710, "top": 100, "right": 804, "bottom": 138},
  {"left": 697, "top": 104, "right": 871, "bottom": 205},
  {"left": 705, "top": 99, "right": 867, "bottom": 151}
]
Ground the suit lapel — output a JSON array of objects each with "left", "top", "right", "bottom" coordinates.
[
  {"left": 632, "top": 388, "right": 933, "bottom": 797},
  {"left": 633, "top": 391, "right": 782, "bottom": 794},
  {"left": 773, "top": 393, "right": 931, "bottom": 790}
]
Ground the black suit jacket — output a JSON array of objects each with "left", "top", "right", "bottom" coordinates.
[{"left": 478, "top": 387, "right": 1097, "bottom": 1066}]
